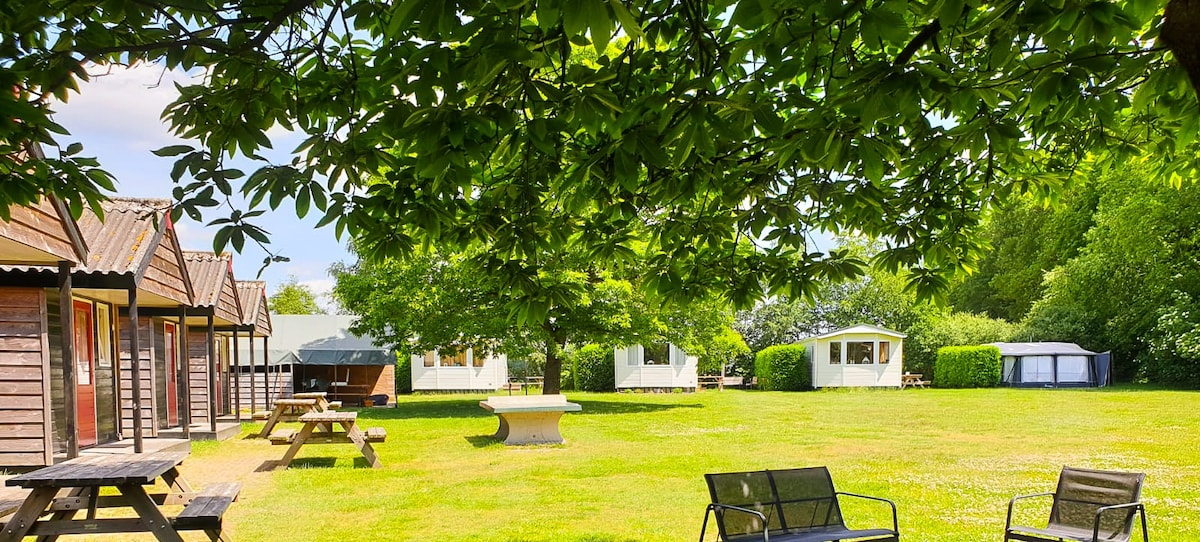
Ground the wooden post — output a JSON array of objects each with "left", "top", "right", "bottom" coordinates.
[
  {"left": 207, "top": 314, "right": 217, "bottom": 433},
  {"left": 179, "top": 307, "right": 190, "bottom": 440},
  {"left": 58, "top": 262, "right": 78, "bottom": 459},
  {"left": 129, "top": 288, "right": 144, "bottom": 454},
  {"left": 248, "top": 330, "right": 256, "bottom": 414},
  {"left": 233, "top": 328, "right": 241, "bottom": 422},
  {"left": 263, "top": 336, "right": 271, "bottom": 408}
]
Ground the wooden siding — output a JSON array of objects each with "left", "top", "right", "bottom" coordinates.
[
  {"left": 215, "top": 277, "right": 240, "bottom": 326},
  {"left": 0, "top": 199, "right": 79, "bottom": 264},
  {"left": 187, "top": 330, "right": 213, "bottom": 423},
  {"left": 233, "top": 367, "right": 293, "bottom": 411},
  {"left": 118, "top": 317, "right": 157, "bottom": 436},
  {"left": 0, "top": 288, "right": 51, "bottom": 466},
  {"left": 138, "top": 230, "right": 191, "bottom": 306}
]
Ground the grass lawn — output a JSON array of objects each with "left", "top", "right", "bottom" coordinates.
[{"left": 177, "top": 387, "right": 1199, "bottom": 541}]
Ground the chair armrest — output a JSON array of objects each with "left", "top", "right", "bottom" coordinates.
[
  {"left": 1006, "top": 492, "right": 1055, "bottom": 531},
  {"left": 1092, "top": 501, "right": 1146, "bottom": 541},
  {"left": 701, "top": 504, "right": 769, "bottom": 542},
  {"left": 836, "top": 492, "right": 898, "bottom": 534}
]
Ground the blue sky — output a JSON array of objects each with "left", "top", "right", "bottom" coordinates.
[{"left": 53, "top": 64, "right": 349, "bottom": 310}]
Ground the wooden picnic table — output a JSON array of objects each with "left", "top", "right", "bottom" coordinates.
[
  {"left": 292, "top": 391, "right": 341, "bottom": 410},
  {"left": 0, "top": 452, "right": 240, "bottom": 542},
  {"left": 257, "top": 398, "right": 322, "bottom": 438},
  {"left": 271, "top": 411, "right": 384, "bottom": 471},
  {"left": 901, "top": 372, "right": 930, "bottom": 389}
]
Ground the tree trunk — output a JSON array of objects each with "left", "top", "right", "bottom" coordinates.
[
  {"left": 542, "top": 331, "right": 568, "bottom": 394},
  {"left": 1164, "top": 0, "right": 1200, "bottom": 103}
]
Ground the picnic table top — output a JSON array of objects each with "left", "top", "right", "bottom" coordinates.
[
  {"left": 299, "top": 411, "right": 358, "bottom": 423},
  {"left": 6, "top": 452, "right": 188, "bottom": 488},
  {"left": 274, "top": 398, "right": 319, "bottom": 406},
  {"left": 293, "top": 392, "right": 327, "bottom": 399}
]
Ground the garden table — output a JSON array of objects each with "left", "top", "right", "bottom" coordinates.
[
  {"left": 479, "top": 394, "right": 581, "bottom": 445},
  {"left": 257, "top": 398, "right": 322, "bottom": 438},
  {"left": 900, "top": 373, "right": 929, "bottom": 389}
]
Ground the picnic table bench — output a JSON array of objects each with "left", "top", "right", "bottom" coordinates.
[
  {"left": 479, "top": 394, "right": 582, "bottom": 445},
  {"left": 271, "top": 411, "right": 385, "bottom": 470},
  {"left": 0, "top": 452, "right": 240, "bottom": 542}
]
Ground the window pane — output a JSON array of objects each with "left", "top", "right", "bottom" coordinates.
[
  {"left": 829, "top": 342, "right": 841, "bottom": 364},
  {"left": 878, "top": 342, "right": 890, "bottom": 364},
  {"left": 848, "top": 342, "right": 874, "bottom": 364},
  {"left": 644, "top": 343, "right": 670, "bottom": 365},
  {"left": 423, "top": 352, "right": 435, "bottom": 367},
  {"left": 95, "top": 304, "right": 112, "bottom": 369},
  {"left": 440, "top": 350, "right": 468, "bottom": 367},
  {"left": 471, "top": 349, "right": 485, "bottom": 368}
]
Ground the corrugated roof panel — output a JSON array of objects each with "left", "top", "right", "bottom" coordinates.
[
  {"left": 76, "top": 198, "right": 172, "bottom": 275},
  {"left": 236, "top": 280, "right": 272, "bottom": 336},
  {"left": 183, "top": 251, "right": 242, "bottom": 324}
]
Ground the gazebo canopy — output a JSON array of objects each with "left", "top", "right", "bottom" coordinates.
[{"left": 252, "top": 314, "right": 395, "bottom": 366}]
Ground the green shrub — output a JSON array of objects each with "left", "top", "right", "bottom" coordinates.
[
  {"left": 754, "top": 344, "right": 810, "bottom": 391},
  {"left": 905, "top": 312, "right": 1015, "bottom": 376},
  {"left": 934, "top": 346, "right": 1001, "bottom": 388},
  {"left": 573, "top": 344, "right": 614, "bottom": 392},
  {"left": 396, "top": 354, "right": 412, "bottom": 394}
]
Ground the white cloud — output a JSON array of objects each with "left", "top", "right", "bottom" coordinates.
[
  {"left": 53, "top": 63, "right": 194, "bottom": 151},
  {"left": 172, "top": 220, "right": 214, "bottom": 252}
]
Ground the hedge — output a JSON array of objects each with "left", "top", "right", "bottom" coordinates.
[
  {"left": 754, "top": 344, "right": 810, "bottom": 391},
  {"left": 933, "top": 345, "right": 1002, "bottom": 388},
  {"left": 396, "top": 354, "right": 412, "bottom": 394},
  {"left": 574, "top": 344, "right": 615, "bottom": 392}
]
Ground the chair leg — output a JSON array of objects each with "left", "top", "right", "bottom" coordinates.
[{"left": 1140, "top": 506, "right": 1149, "bottom": 541}]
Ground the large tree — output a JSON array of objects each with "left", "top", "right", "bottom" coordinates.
[
  {"left": 4, "top": 0, "right": 1198, "bottom": 310},
  {"left": 330, "top": 244, "right": 730, "bottom": 393},
  {"left": 268, "top": 275, "right": 326, "bottom": 314}
]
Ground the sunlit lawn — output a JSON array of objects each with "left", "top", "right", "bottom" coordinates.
[{"left": 177, "top": 387, "right": 1199, "bottom": 541}]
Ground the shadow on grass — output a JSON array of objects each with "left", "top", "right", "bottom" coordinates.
[
  {"left": 464, "top": 435, "right": 502, "bottom": 448},
  {"left": 353, "top": 398, "right": 704, "bottom": 421}
]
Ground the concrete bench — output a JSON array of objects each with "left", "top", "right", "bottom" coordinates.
[
  {"left": 174, "top": 481, "right": 242, "bottom": 541},
  {"left": 479, "top": 394, "right": 582, "bottom": 445}
]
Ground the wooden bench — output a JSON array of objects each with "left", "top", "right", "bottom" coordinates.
[
  {"left": 252, "top": 410, "right": 271, "bottom": 420},
  {"left": 479, "top": 394, "right": 582, "bottom": 445},
  {"left": 174, "top": 481, "right": 242, "bottom": 541},
  {"left": 326, "top": 401, "right": 342, "bottom": 409},
  {"left": 268, "top": 428, "right": 297, "bottom": 445},
  {"left": 365, "top": 427, "right": 387, "bottom": 442}
]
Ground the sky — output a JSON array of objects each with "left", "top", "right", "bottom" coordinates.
[{"left": 52, "top": 64, "right": 348, "bottom": 311}]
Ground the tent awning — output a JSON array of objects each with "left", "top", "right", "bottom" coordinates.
[{"left": 295, "top": 349, "right": 394, "bottom": 366}]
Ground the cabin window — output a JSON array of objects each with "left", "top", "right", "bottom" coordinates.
[
  {"left": 423, "top": 352, "right": 435, "bottom": 367},
  {"left": 848, "top": 342, "right": 874, "bottom": 365},
  {"left": 829, "top": 342, "right": 841, "bottom": 364},
  {"left": 472, "top": 350, "right": 485, "bottom": 368},
  {"left": 440, "top": 349, "right": 468, "bottom": 367},
  {"left": 95, "top": 304, "right": 113, "bottom": 369},
  {"left": 644, "top": 343, "right": 670, "bottom": 365},
  {"left": 878, "top": 342, "right": 890, "bottom": 364}
]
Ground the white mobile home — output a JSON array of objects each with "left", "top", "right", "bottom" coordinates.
[
  {"left": 614, "top": 343, "right": 698, "bottom": 390},
  {"left": 802, "top": 325, "right": 906, "bottom": 388},
  {"left": 411, "top": 348, "right": 507, "bottom": 392}
]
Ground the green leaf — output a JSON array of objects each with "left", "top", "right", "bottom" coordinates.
[{"left": 152, "top": 145, "right": 194, "bottom": 157}]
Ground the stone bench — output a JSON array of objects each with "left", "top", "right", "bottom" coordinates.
[{"left": 479, "top": 394, "right": 582, "bottom": 445}]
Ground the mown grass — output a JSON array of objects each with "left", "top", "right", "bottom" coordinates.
[{"left": 179, "top": 387, "right": 1200, "bottom": 541}]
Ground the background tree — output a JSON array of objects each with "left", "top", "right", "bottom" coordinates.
[
  {"left": 268, "top": 275, "right": 326, "bottom": 315},
  {"left": 330, "top": 244, "right": 730, "bottom": 393},
  {"left": 6, "top": 0, "right": 1198, "bottom": 312}
]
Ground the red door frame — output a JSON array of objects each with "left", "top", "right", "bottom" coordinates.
[
  {"left": 163, "top": 322, "right": 179, "bottom": 426},
  {"left": 72, "top": 300, "right": 97, "bottom": 447}
]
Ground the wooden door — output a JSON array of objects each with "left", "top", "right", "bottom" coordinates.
[
  {"left": 72, "top": 300, "right": 97, "bottom": 447},
  {"left": 163, "top": 322, "right": 178, "bottom": 426}
]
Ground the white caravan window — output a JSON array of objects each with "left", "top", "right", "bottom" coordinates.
[
  {"left": 1057, "top": 356, "right": 1090, "bottom": 383},
  {"left": 848, "top": 342, "right": 874, "bottom": 365},
  {"left": 1022, "top": 356, "right": 1054, "bottom": 383},
  {"left": 643, "top": 343, "right": 670, "bottom": 365},
  {"left": 829, "top": 342, "right": 841, "bottom": 364}
]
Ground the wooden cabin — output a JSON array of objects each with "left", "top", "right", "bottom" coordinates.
[
  {"left": 0, "top": 197, "right": 198, "bottom": 465},
  {"left": 803, "top": 324, "right": 906, "bottom": 388},
  {"left": 614, "top": 343, "right": 699, "bottom": 390},
  {"left": 233, "top": 280, "right": 276, "bottom": 412},
  {"left": 411, "top": 347, "right": 507, "bottom": 392},
  {"left": 182, "top": 252, "right": 244, "bottom": 425}
]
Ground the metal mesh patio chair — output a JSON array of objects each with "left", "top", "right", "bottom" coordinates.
[
  {"left": 1005, "top": 466, "right": 1149, "bottom": 542},
  {"left": 700, "top": 467, "right": 899, "bottom": 542}
]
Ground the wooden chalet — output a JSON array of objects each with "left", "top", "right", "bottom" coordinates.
[
  {"left": 182, "top": 251, "right": 244, "bottom": 429},
  {"left": 233, "top": 280, "right": 276, "bottom": 414},
  {"left": 0, "top": 195, "right": 88, "bottom": 466},
  {"left": 0, "top": 195, "right": 220, "bottom": 465}
]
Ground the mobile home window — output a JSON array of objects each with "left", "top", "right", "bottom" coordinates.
[
  {"left": 878, "top": 341, "right": 890, "bottom": 364},
  {"left": 644, "top": 343, "right": 670, "bottom": 365},
  {"left": 440, "top": 350, "right": 468, "bottom": 367},
  {"left": 423, "top": 352, "right": 435, "bottom": 367},
  {"left": 848, "top": 342, "right": 874, "bottom": 364},
  {"left": 829, "top": 342, "right": 841, "bottom": 364},
  {"left": 471, "top": 350, "right": 485, "bottom": 368}
]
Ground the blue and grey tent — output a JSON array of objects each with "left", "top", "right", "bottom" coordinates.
[{"left": 988, "top": 342, "right": 1111, "bottom": 388}]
